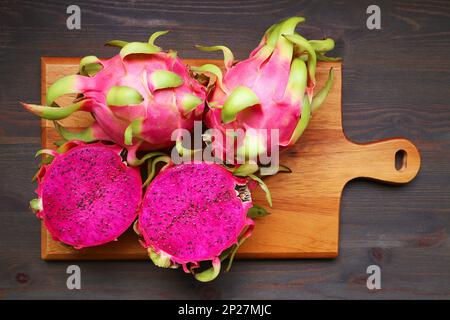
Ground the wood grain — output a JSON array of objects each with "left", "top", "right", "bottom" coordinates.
[
  {"left": 40, "top": 58, "right": 420, "bottom": 260},
  {"left": 1, "top": 0, "right": 450, "bottom": 299}
]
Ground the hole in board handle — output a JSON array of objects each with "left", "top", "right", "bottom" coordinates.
[{"left": 395, "top": 149, "right": 407, "bottom": 171}]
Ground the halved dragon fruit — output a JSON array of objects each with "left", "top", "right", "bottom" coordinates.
[
  {"left": 194, "top": 17, "right": 337, "bottom": 162},
  {"left": 30, "top": 141, "right": 142, "bottom": 249},
  {"left": 22, "top": 31, "right": 206, "bottom": 162},
  {"left": 135, "top": 161, "right": 261, "bottom": 282}
]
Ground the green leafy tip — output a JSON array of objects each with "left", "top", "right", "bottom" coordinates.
[
  {"left": 128, "top": 151, "right": 166, "bottom": 167},
  {"left": 221, "top": 86, "right": 259, "bottom": 123},
  {"left": 249, "top": 174, "right": 272, "bottom": 207},
  {"left": 256, "top": 16, "right": 305, "bottom": 61},
  {"left": 106, "top": 86, "right": 143, "bottom": 106},
  {"left": 150, "top": 70, "right": 183, "bottom": 90},
  {"left": 277, "top": 164, "right": 292, "bottom": 173},
  {"left": 79, "top": 55, "right": 103, "bottom": 77},
  {"left": 148, "top": 248, "right": 172, "bottom": 268},
  {"left": 143, "top": 155, "right": 172, "bottom": 187},
  {"left": 181, "top": 94, "right": 203, "bottom": 115},
  {"left": 225, "top": 221, "right": 254, "bottom": 272},
  {"left": 148, "top": 30, "right": 170, "bottom": 46},
  {"left": 283, "top": 33, "right": 317, "bottom": 90},
  {"left": 46, "top": 75, "right": 81, "bottom": 106},
  {"left": 317, "top": 54, "right": 342, "bottom": 62},
  {"left": 120, "top": 42, "right": 160, "bottom": 59},
  {"left": 54, "top": 121, "right": 97, "bottom": 142},
  {"left": 311, "top": 68, "right": 334, "bottom": 112},
  {"left": 257, "top": 164, "right": 292, "bottom": 176},
  {"left": 246, "top": 204, "right": 270, "bottom": 219},
  {"left": 274, "top": 16, "right": 306, "bottom": 59},
  {"left": 35, "top": 148, "right": 58, "bottom": 158},
  {"left": 175, "top": 138, "right": 201, "bottom": 158},
  {"left": 233, "top": 163, "right": 259, "bottom": 177},
  {"left": 105, "top": 40, "right": 128, "bottom": 48},
  {"left": 195, "top": 45, "right": 234, "bottom": 69},
  {"left": 288, "top": 95, "right": 311, "bottom": 146},
  {"left": 309, "top": 38, "right": 335, "bottom": 53},
  {"left": 133, "top": 220, "right": 141, "bottom": 236},
  {"left": 21, "top": 100, "right": 88, "bottom": 121},
  {"left": 194, "top": 258, "right": 221, "bottom": 282},
  {"left": 30, "top": 198, "right": 43, "bottom": 213},
  {"left": 285, "top": 58, "right": 307, "bottom": 102},
  {"left": 124, "top": 118, "right": 143, "bottom": 146}
]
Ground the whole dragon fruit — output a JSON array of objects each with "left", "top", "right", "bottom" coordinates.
[
  {"left": 135, "top": 161, "right": 267, "bottom": 282},
  {"left": 30, "top": 141, "right": 142, "bottom": 249},
  {"left": 194, "top": 17, "right": 336, "bottom": 163},
  {"left": 22, "top": 31, "right": 206, "bottom": 163}
]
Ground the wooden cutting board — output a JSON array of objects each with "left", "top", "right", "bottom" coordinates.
[{"left": 39, "top": 57, "right": 420, "bottom": 260}]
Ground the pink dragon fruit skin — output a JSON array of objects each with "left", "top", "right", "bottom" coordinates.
[
  {"left": 22, "top": 31, "right": 206, "bottom": 162},
  {"left": 137, "top": 162, "right": 254, "bottom": 282},
  {"left": 30, "top": 141, "right": 142, "bottom": 249},
  {"left": 194, "top": 17, "right": 336, "bottom": 160}
]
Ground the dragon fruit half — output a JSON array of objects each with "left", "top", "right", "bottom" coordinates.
[
  {"left": 135, "top": 161, "right": 266, "bottom": 282},
  {"left": 22, "top": 31, "right": 206, "bottom": 162},
  {"left": 30, "top": 141, "right": 142, "bottom": 249},
  {"left": 194, "top": 17, "right": 336, "bottom": 162}
]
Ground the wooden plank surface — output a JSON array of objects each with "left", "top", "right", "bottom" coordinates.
[
  {"left": 1, "top": 0, "right": 450, "bottom": 299},
  {"left": 40, "top": 57, "right": 420, "bottom": 260}
]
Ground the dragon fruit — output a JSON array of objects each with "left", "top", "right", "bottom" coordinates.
[
  {"left": 135, "top": 161, "right": 265, "bottom": 282},
  {"left": 30, "top": 141, "right": 142, "bottom": 249},
  {"left": 22, "top": 31, "right": 206, "bottom": 162},
  {"left": 194, "top": 17, "right": 337, "bottom": 162}
]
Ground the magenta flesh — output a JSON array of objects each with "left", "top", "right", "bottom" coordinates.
[
  {"left": 139, "top": 162, "right": 252, "bottom": 264},
  {"left": 37, "top": 143, "right": 142, "bottom": 248}
]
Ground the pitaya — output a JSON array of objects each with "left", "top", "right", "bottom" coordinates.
[
  {"left": 22, "top": 31, "right": 206, "bottom": 163},
  {"left": 193, "top": 17, "right": 337, "bottom": 162},
  {"left": 30, "top": 141, "right": 142, "bottom": 249},
  {"left": 135, "top": 161, "right": 270, "bottom": 282}
]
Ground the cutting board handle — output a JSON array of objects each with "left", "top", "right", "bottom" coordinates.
[{"left": 351, "top": 138, "right": 421, "bottom": 184}]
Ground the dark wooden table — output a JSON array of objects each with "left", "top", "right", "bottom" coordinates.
[{"left": 1, "top": 0, "right": 449, "bottom": 299}]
